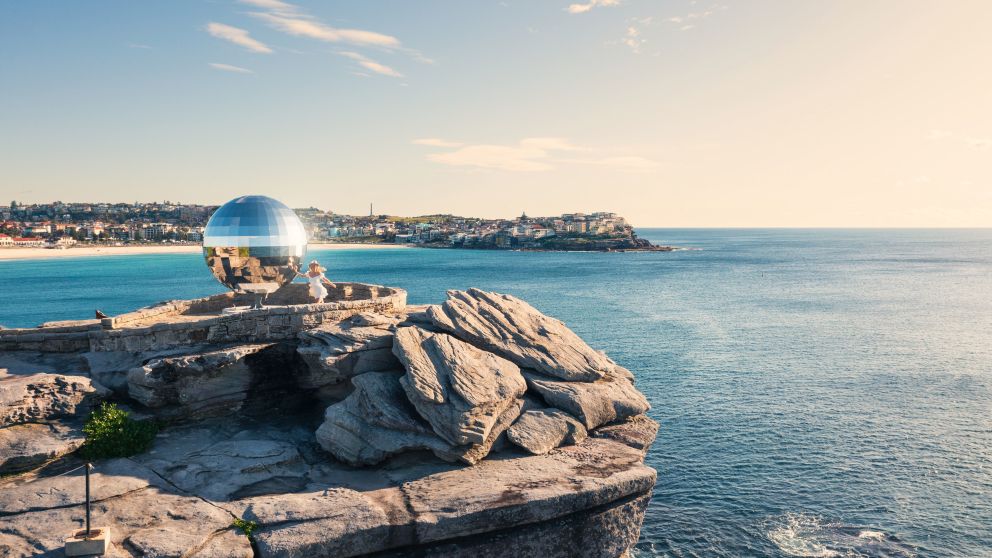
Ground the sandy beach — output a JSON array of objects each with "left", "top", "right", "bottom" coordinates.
[{"left": 0, "top": 243, "right": 410, "bottom": 261}]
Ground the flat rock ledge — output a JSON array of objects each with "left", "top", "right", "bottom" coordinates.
[{"left": 0, "top": 285, "right": 658, "bottom": 558}]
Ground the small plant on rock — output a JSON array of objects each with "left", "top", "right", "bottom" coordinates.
[
  {"left": 79, "top": 402, "right": 158, "bottom": 459},
  {"left": 232, "top": 518, "right": 259, "bottom": 541}
]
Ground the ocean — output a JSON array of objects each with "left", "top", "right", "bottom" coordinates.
[{"left": 2, "top": 229, "right": 990, "bottom": 558}]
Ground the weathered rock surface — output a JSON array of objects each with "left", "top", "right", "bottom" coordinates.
[
  {"left": 506, "top": 407, "right": 588, "bottom": 455},
  {"left": 524, "top": 370, "right": 650, "bottom": 430},
  {"left": 296, "top": 313, "right": 400, "bottom": 391},
  {"left": 1, "top": 286, "right": 658, "bottom": 558},
  {"left": 392, "top": 326, "right": 527, "bottom": 447},
  {"left": 0, "top": 457, "right": 252, "bottom": 557},
  {"left": 0, "top": 422, "right": 85, "bottom": 474},
  {"left": 316, "top": 371, "right": 457, "bottom": 466},
  {"left": 427, "top": 288, "right": 615, "bottom": 382},
  {"left": 0, "top": 373, "right": 107, "bottom": 426},
  {"left": 126, "top": 344, "right": 272, "bottom": 419}
]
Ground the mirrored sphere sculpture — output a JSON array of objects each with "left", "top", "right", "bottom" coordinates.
[{"left": 203, "top": 195, "right": 308, "bottom": 291}]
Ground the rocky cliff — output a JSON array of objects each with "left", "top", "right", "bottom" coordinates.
[{"left": 0, "top": 285, "right": 657, "bottom": 558}]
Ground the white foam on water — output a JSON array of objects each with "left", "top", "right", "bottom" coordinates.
[
  {"left": 858, "top": 530, "right": 886, "bottom": 541},
  {"left": 767, "top": 513, "right": 841, "bottom": 558}
]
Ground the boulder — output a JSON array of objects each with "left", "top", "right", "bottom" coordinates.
[
  {"left": 506, "top": 408, "right": 588, "bottom": 455},
  {"left": 316, "top": 371, "right": 457, "bottom": 466},
  {"left": 0, "top": 373, "right": 108, "bottom": 426},
  {"left": 524, "top": 370, "right": 650, "bottom": 430},
  {"left": 392, "top": 326, "right": 527, "bottom": 447},
  {"left": 126, "top": 344, "right": 271, "bottom": 420},
  {"left": 427, "top": 289, "right": 614, "bottom": 382},
  {"left": 0, "top": 422, "right": 84, "bottom": 474},
  {"left": 296, "top": 313, "right": 401, "bottom": 390}
]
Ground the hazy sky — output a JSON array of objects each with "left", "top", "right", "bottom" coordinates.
[{"left": 1, "top": 1, "right": 990, "bottom": 226}]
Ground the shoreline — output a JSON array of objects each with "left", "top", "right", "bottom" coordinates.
[{"left": 0, "top": 243, "right": 411, "bottom": 261}]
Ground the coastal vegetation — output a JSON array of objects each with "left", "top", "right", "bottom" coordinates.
[{"left": 79, "top": 403, "right": 158, "bottom": 460}]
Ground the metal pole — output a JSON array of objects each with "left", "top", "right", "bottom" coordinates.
[{"left": 85, "top": 463, "right": 92, "bottom": 538}]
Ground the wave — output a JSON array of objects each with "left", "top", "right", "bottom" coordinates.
[{"left": 766, "top": 513, "right": 916, "bottom": 558}]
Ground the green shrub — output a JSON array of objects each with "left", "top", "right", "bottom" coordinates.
[
  {"left": 79, "top": 403, "right": 158, "bottom": 460},
  {"left": 232, "top": 518, "right": 259, "bottom": 540}
]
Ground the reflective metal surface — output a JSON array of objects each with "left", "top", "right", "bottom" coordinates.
[{"left": 202, "top": 195, "right": 308, "bottom": 291}]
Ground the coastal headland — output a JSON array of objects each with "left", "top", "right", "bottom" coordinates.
[
  {"left": 3, "top": 201, "right": 674, "bottom": 254},
  {"left": 0, "top": 283, "right": 657, "bottom": 557}
]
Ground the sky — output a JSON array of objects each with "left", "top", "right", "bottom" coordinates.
[{"left": 1, "top": 0, "right": 990, "bottom": 227}]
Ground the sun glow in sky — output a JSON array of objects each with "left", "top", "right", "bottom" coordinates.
[{"left": 1, "top": 1, "right": 990, "bottom": 226}]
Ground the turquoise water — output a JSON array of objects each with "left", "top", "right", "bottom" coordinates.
[{"left": 2, "top": 229, "right": 991, "bottom": 557}]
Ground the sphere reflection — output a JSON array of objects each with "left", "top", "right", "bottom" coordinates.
[{"left": 202, "top": 195, "right": 308, "bottom": 291}]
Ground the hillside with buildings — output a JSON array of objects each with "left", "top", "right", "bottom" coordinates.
[{"left": 1, "top": 201, "right": 670, "bottom": 251}]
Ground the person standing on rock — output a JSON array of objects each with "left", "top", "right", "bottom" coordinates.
[{"left": 298, "top": 260, "right": 336, "bottom": 302}]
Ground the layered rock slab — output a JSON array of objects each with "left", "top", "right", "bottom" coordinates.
[
  {"left": 392, "top": 326, "right": 526, "bottom": 447},
  {"left": 316, "top": 371, "right": 457, "bottom": 466},
  {"left": 506, "top": 408, "right": 588, "bottom": 455},
  {"left": 0, "top": 422, "right": 85, "bottom": 474},
  {"left": 524, "top": 370, "right": 650, "bottom": 430},
  {"left": 296, "top": 313, "right": 401, "bottom": 392},
  {"left": 248, "top": 432, "right": 658, "bottom": 558},
  {"left": 126, "top": 343, "right": 272, "bottom": 420},
  {"left": 427, "top": 288, "right": 615, "bottom": 381},
  {"left": 0, "top": 373, "right": 107, "bottom": 474},
  {"left": 0, "top": 373, "right": 107, "bottom": 426}
]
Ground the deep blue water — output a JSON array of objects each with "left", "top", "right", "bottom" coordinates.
[{"left": 2, "top": 229, "right": 991, "bottom": 558}]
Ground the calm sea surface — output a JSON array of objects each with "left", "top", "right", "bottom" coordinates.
[{"left": 2, "top": 229, "right": 990, "bottom": 558}]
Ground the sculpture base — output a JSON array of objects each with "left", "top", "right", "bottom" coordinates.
[{"left": 65, "top": 527, "right": 111, "bottom": 556}]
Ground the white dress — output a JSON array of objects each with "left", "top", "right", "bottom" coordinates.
[{"left": 307, "top": 273, "right": 328, "bottom": 301}]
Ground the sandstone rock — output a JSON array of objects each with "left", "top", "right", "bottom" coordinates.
[
  {"left": 0, "top": 373, "right": 108, "bottom": 426},
  {"left": 506, "top": 408, "right": 588, "bottom": 455},
  {"left": 0, "top": 422, "right": 85, "bottom": 474},
  {"left": 296, "top": 314, "right": 400, "bottom": 390},
  {"left": 244, "top": 435, "right": 656, "bottom": 558},
  {"left": 453, "top": 396, "right": 523, "bottom": 465},
  {"left": 397, "top": 436, "right": 656, "bottom": 546},
  {"left": 0, "top": 458, "right": 251, "bottom": 558},
  {"left": 126, "top": 344, "right": 271, "bottom": 419},
  {"left": 591, "top": 414, "right": 660, "bottom": 454},
  {"left": 373, "top": 493, "right": 652, "bottom": 558},
  {"left": 392, "top": 326, "right": 527, "bottom": 447},
  {"left": 134, "top": 421, "right": 314, "bottom": 501},
  {"left": 524, "top": 370, "right": 650, "bottom": 430},
  {"left": 427, "top": 288, "right": 614, "bottom": 382},
  {"left": 239, "top": 488, "right": 402, "bottom": 558},
  {"left": 316, "top": 371, "right": 456, "bottom": 466}
]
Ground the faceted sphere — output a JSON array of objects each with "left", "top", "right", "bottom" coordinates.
[{"left": 202, "top": 195, "right": 308, "bottom": 291}]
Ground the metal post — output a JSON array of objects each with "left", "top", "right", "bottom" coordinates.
[{"left": 85, "top": 463, "right": 92, "bottom": 538}]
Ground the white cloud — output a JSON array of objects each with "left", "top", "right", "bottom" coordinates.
[
  {"left": 209, "top": 62, "right": 254, "bottom": 74},
  {"left": 251, "top": 12, "right": 400, "bottom": 48},
  {"left": 566, "top": 0, "right": 620, "bottom": 14},
  {"left": 621, "top": 25, "right": 644, "bottom": 53},
  {"left": 206, "top": 22, "right": 272, "bottom": 53},
  {"left": 413, "top": 138, "right": 464, "bottom": 148},
  {"left": 338, "top": 51, "right": 402, "bottom": 77},
  {"left": 416, "top": 137, "right": 658, "bottom": 172}
]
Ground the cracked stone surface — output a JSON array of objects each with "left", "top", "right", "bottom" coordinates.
[
  {"left": 0, "top": 288, "right": 658, "bottom": 558},
  {"left": 0, "top": 414, "right": 656, "bottom": 558}
]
